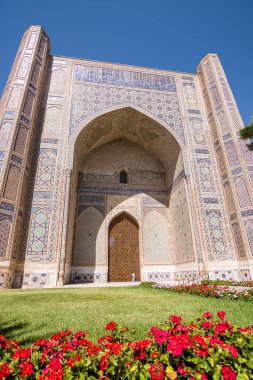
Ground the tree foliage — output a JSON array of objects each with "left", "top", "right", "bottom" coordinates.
[{"left": 239, "top": 117, "right": 253, "bottom": 150}]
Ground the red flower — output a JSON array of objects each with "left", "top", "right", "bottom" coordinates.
[
  {"left": 87, "top": 344, "right": 101, "bottom": 356},
  {"left": 132, "top": 340, "right": 151, "bottom": 360},
  {"left": 215, "top": 322, "right": 231, "bottom": 335},
  {"left": 203, "top": 312, "right": 213, "bottom": 319},
  {"left": 106, "top": 322, "right": 117, "bottom": 331},
  {"left": 169, "top": 315, "right": 182, "bottom": 325},
  {"left": 150, "top": 327, "right": 170, "bottom": 344},
  {"left": 149, "top": 362, "right": 165, "bottom": 380},
  {"left": 12, "top": 348, "right": 32, "bottom": 360},
  {"left": 0, "top": 362, "right": 11, "bottom": 378},
  {"left": 202, "top": 321, "right": 213, "bottom": 329},
  {"left": 74, "top": 330, "right": 88, "bottom": 339},
  {"left": 167, "top": 334, "right": 191, "bottom": 356},
  {"left": 100, "top": 354, "right": 109, "bottom": 371},
  {"left": 221, "top": 365, "right": 236, "bottom": 380},
  {"left": 19, "top": 363, "right": 34, "bottom": 378},
  {"left": 217, "top": 311, "right": 226, "bottom": 320},
  {"left": 66, "top": 357, "right": 75, "bottom": 367}
]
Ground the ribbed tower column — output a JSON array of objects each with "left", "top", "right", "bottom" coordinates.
[
  {"left": 198, "top": 54, "right": 253, "bottom": 280},
  {"left": 0, "top": 26, "right": 50, "bottom": 287}
]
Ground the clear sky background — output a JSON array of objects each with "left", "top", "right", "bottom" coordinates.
[{"left": 0, "top": 0, "right": 252, "bottom": 123}]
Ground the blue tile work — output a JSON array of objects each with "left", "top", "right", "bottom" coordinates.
[
  {"left": 241, "top": 210, "right": 253, "bottom": 217},
  {"left": 203, "top": 197, "right": 219, "bottom": 204},
  {"left": 41, "top": 138, "right": 59, "bottom": 144},
  {"left": 78, "top": 195, "right": 105, "bottom": 204},
  {"left": 195, "top": 149, "right": 209, "bottom": 154},
  {"left": 78, "top": 186, "right": 168, "bottom": 196},
  {"left": 181, "top": 76, "right": 194, "bottom": 81},
  {"left": 74, "top": 65, "right": 177, "bottom": 92},
  {"left": 11, "top": 155, "right": 23, "bottom": 165},
  {"left": 0, "top": 203, "right": 15, "bottom": 212},
  {"left": 34, "top": 192, "right": 53, "bottom": 199},
  {"left": 188, "top": 109, "right": 201, "bottom": 115}
]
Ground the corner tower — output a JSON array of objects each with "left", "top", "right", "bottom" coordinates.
[
  {"left": 0, "top": 26, "right": 50, "bottom": 287},
  {"left": 198, "top": 54, "right": 253, "bottom": 280}
]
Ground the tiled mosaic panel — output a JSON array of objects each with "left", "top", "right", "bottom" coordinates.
[
  {"left": 197, "top": 158, "right": 214, "bottom": 193},
  {"left": 69, "top": 272, "right": 102, "bottom": 284},
  {"left": 108, "top": 213, "right": 140, "bottom": 282},
  {"left": 224, "top": 140, "right": 240, "bottom": 167},
  {"left": 0, "top": 121, "right": 12, "bottom": 150},
  {"left": 23, "top": 90, "right": 35, "bottom": 117},
  {"left": 70, "top": 83, "right": 185, "bottom": 143},
  {"left": 13, "top": 125, "right": 28, "bottom": 156},
  {"left": 206, "top": 210, "right": 227, "bottom": 259},
  {"left": 244, "top": 220, "right": 253, "bottom": 256},
  {"left": 22, "top": 273, "right": 49, "bottom": 288},
  {"left": 0, "top": 217, "right": 11, "bottom": 257},
  {"left": 240, "top": 269, "right": 251, "bottom": 280},
  {"left": 231, "top": 222, "right": 246, "bottom": 258},
  {"left": 35, "top": 150, "right": 56, "bottom": 186},
  {"left": 234, "top": 176, "right": 251, "bottom": 208},
  {"left": 3, "top": 164, "right": 21, "bottom": 201},
  {"left": 74, "top": 65, "right": 176, "bottom": 92},
  {"left": 146, "top": 272, "right": 171, "bottom": 281},
  {"left": 27, "top": 208, "right": 50, "bottom": 255}
]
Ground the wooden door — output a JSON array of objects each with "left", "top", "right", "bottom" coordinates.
[{"left": 108, "top": 213, "right": 140, "bottom": 282}]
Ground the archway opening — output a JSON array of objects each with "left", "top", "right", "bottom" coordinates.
[
  {"left": 108, "top": 213, "right": 140, "bottom": 282},
  {"left": 66, "top": 107, "right": 194, "bottom": 284}
]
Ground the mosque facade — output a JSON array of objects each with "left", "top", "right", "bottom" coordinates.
[{"left": 0, "top": 25, "right": 253, "bottom": 288}]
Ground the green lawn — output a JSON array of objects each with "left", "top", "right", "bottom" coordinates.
[{"left": 1, "top": 286, "right": 252, "bottom": 346}]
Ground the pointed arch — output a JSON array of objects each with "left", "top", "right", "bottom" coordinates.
[
  {"left": 67, "top": 105, "right": 189, "bottom": 175},
  {"left": 108, "top": 210, "right": 139, "bottom": 229}
]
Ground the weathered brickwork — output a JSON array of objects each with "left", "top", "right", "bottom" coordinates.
[{"left": 0, "top": 26, "right": 252, "bottom": 287}]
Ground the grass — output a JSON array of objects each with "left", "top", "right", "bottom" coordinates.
[{"left": 0, "top": 285, "right": 253, "bottom": 345}]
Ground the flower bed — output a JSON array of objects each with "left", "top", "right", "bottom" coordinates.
[
  {"left": 154, "top": 283, "right": 253, "bottom": 303},
  {"left": 201, "top": 279, "right": 253, "bottom": 287},
  {"left": 1, "top": 312, "right": 253, "bottom": 379}
]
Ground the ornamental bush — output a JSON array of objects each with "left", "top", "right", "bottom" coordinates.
[
  {"left": 1, "top": 311, "right": 253, "bottom": 379},
  {"left": 154, "top": 283, "right": 253, "bottom": 303},
  {"left": 201, "top": 280, "right": 253, "bottom": 288}
]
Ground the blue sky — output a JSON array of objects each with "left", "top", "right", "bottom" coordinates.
[{"left": 0, "top": 0, "right": 252, "bottom": 123}]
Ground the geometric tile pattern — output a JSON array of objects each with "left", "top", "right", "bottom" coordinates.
[
  {"left": 0, "top": 217, "right": 11, "bottom": 257},
  {"left": 36, "top": 150, "right": 56, "bottom": 186},
  {"left": 27, "top": 208, "right": 50, "bottom": 255},
  {"left": 13, "top": 125, "right": 28, "bottom": 156},
  {"left": 224, "top": 140, "right": 240, "bottom": 167},
  {"left": 3, "top": 164, "right": 21, "bottom": 201},
  {"left": 206, "top": 210, "right": 226, "bottom": 258},
  {"left": 197, "top": 158, "right": 214, "bottom": 192},
  {"left": 231, "top": 222, "right": 246, "bottom": 258},
  {"left": 234, "top": 176, "right": 251, "bottom": 208}
]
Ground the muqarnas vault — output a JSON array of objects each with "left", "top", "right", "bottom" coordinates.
[{"left": 0, "top": 25, "right": 253, "bottom": 289}]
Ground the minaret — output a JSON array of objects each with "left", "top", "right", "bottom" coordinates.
[{"left": 0, "top": 26, "right": 50, "bottom": 288}]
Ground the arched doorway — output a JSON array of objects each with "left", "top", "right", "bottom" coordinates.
[
  {"left": 108, "top": 213, "right": 140, "bottom": 282},
  {"left": 66, "top": 107, "right": 195, "bottom": 284}
]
